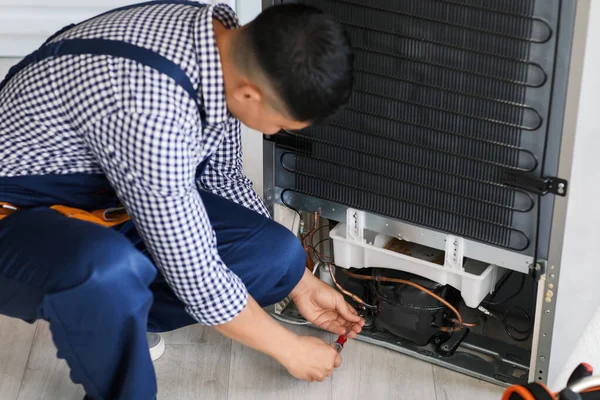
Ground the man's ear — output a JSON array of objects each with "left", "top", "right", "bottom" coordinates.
[{"left": 233, "top": 83, "right": 262, "bottom": 104}]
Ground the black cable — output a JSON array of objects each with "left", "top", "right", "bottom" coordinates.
[
  {"left": 483, "top": 272, "right": 526, "bottom": 307},
  {"left": 503, "top": 305, "right": 531, "bottom": 342},
  {"left": 279, "top": 188, "right": 303, "bottom": 220},
  {"left": 309, "top": 225, "right": 330, "bottom": 246},
  {"left": 481, "top": 272, "right": 530, "bottom": 341},
  {"left": 483, "top": 270, "right": 514, "bottom": 304}
]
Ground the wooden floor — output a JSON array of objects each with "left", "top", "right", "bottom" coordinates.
[
  {"left": 0, "top": 316, "right": 505, "bottom": 400},
  {"left": 2, "top": 310, "right": 600, "bottom": 400}
]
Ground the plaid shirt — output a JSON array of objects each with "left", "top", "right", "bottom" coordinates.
[{"left": 0, "top": 2, "right": 269, "bottom": 325}]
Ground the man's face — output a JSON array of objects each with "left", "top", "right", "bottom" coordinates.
[{"left": 225, "top": 84, "right": 310, "bottom": 135}]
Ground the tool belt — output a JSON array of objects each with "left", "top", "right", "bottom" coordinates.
[{"left": 0, "top": 202, "right": 130, "bottom": 228}]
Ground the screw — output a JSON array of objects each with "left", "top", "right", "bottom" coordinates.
[
  {"left": 540, "top": 356, "right": 546, "bottom": 361},
  {"left": 266, "top": 196, "right": 272, "bottom": 201},
  {"left": 545, "top": 310, "right": 551, "bottom": 314}
]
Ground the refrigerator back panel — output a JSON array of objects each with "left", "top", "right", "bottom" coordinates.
[{"left": 280, "top": 0, "right": 564, "bottom": 254}]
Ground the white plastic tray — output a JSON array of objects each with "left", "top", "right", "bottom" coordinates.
[{"left": 330, "top": 223, "right": 502, "bottom": 308}]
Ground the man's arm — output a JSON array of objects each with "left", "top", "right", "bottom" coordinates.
[
  {"left": 198, "top": 118, "right": 270, "bottom": 217},
  {"left": 86, "top": 111, "right": 247, "bottom": 325},
  {"left": 215, "top": 295, "right": 344, "bottom": 382},
  {"left": 85, "top": 110, "right": 342, "bottom": 382}
]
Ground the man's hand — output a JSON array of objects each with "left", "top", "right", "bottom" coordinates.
[
  {"left": 291, "top": 269, "right": 364, "bottom": 338},
  {"left": 279, "top": 336, "right": 342, "bottom": 382},
  {"left": 215, "top": 294, "right": 346, "bottom": 383}
]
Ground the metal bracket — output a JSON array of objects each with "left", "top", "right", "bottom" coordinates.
[
  {"left": 445, "top": 235, "right": 465, "bottom": 271},
  {"left": 502, "top": 170, "right": 568, "bottom": 197},
  {"left": 529, "top": 261, "right": 546, "bottom": 280},
  {"left": 346, "top": 208, "right": 365, "bottom": 242}
]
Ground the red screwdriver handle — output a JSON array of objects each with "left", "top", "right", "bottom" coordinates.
[{"left": 333, "top": 335, "right": 348, "bottom": 353}]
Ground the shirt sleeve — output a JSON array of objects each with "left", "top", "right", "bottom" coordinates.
[
  {"left": 198, "top": 118, "right": 270, "bottom": 217},
  {"left": 84, "top": 110, "right": 248, "bottom": 326}
]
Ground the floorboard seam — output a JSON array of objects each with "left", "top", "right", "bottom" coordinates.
[{"left": 15, "top": 321, "right": 39, "bottom": 400}]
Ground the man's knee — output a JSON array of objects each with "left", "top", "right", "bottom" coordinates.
[
  {"left": 52, "top": 223, "right": 158, "bottom": 309},
  {"left": 41, "top": 239, "right": 157, "bottom": 326},
  {"left": 67, "top": 231, "right": 157, "bottom": 313},
  {"left": 272, "top": 223, "right": 307, "bottom": 274},
  {"left": 250, "top": 221, "right": 307, "bottom": 306}
]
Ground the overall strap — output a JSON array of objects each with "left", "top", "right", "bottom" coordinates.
[
  {"left": 1, "top": 39, "right": 199, "bottom": 104},
  {"left": 0, "top": 0, "right": 210, "bottom": 110}
]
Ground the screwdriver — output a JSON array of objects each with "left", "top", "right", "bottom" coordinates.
[{"left": 333, "top": 324, "right": 355, "bottom": 353}]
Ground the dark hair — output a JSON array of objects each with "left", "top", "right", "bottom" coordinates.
[{"left": 241, "top": 3, "right": 354, "bottom": 123}]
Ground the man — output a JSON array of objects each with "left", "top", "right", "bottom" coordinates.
[{"left": 0, "top": 1, "right": 362, "bottom": 399}]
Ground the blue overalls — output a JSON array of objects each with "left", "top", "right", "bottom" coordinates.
[{"left": 0, "top": 2, "right": 306, "bottom": 399}]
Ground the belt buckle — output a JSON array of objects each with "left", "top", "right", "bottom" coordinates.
[
  {"left": 0, "top": 203, "right": 18, "bottom": 218},
  {"left": 103, "top": 206, "right": 127, "bottom": 221}
]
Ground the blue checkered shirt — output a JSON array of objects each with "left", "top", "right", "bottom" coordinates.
[{"left": 0, "top": 2, "right": 269, "bottom": 325}]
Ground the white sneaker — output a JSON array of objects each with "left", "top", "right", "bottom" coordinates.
[{"left": 147, "top": 333, "right": 165, "bottom": 361}]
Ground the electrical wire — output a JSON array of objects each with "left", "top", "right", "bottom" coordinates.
[
  {"left": 279, "top": 188, "right": 303, "bottom": 221},
  {"left": 481, "top": 270, "right": 532, "bottom": 342},
  {"left": 481, "top": 270, "right": 532, "bottom": 341},
  {"left": 483, "top": 270, "right": 513, "bottom": 304},
  {"left": 309, "top": 225, "right": 330, "bottom": 243},
  {"left": 479, "top": 304, "right": 531, "bottom": 342},
  {"left": 270, "top": 311, "right": 311, "bottom": 326},
  {"left": 302, "top": 212, "right": 319, "bottom": 241},
  {"left": 310, "top": 237, "right": 334, "bottom": 262},
  {"left": 483, "top": 271, "right": 526, "bottom": 306},
  {"left": 503, "top": 305, "right": 531, "bottom": 342},
  {"left": 327, "top": 264, "right": 378, "bottom": 310}
]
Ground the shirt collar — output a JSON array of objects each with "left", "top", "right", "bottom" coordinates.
[{"left": 196, "top": 4, "right": 239, "bottom": 125}]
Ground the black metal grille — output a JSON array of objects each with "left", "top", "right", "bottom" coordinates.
[{"left": 284, "top": 0, "right": 555, "bottom": 251}]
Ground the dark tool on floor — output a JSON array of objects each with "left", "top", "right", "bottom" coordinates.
[{"left": 502, "top": 363, "right": 600, "bottom": 399}]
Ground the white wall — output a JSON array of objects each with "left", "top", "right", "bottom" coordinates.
[
  {"left": 0, "top": 1, "right": 138, "bottom": 56},
  {"left": 0, "top": 1, "right": 236, "bottom": 56},
  {"left": 0, "top": 58, "right": 17, "bottom": 78}
]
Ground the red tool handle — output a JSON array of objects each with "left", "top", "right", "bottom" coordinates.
[{"left": 333, "top": 335, "right": 348, "bottom": 353}]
